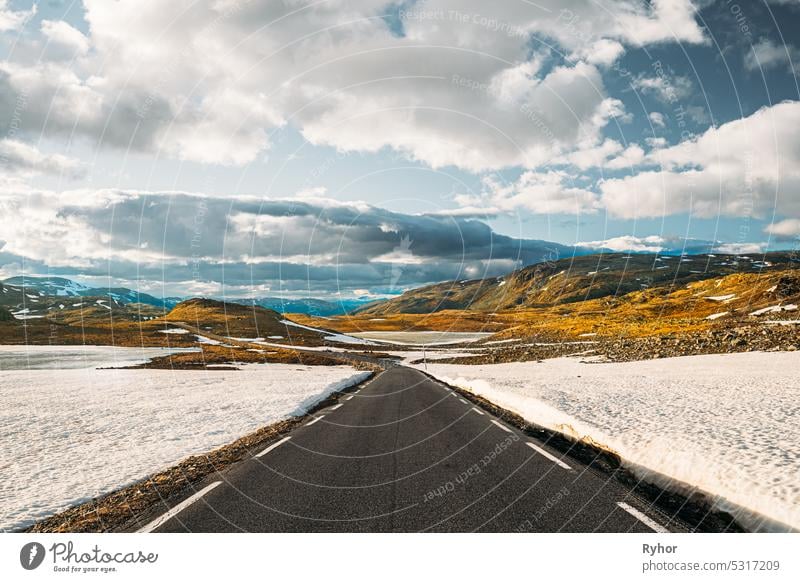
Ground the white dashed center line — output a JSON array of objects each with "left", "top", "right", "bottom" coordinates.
[
  {"left": 137, "top": 481, "right": 221, "bottom": 533},
  {"left": 470, "top": 407, "right": 485, "bottom": 416},
  {"left": 617, "top": 502, "right": 670, "bottom": 533},
  {"left": 306, "top": 415, "right": 325, "bottom": 426},
  {"left": 329, "top": 403, "right": 343, "bottom": 410},
  {"left": 525, "top": 442, "right": 571, "bottom": 470},
  {"left": 490, "top": 419, "right": 514, "bottom": 433},
  {"left": 459, "top": 398, "right": 468, "bottom": 405},
  {"left": 255, "top": 436, "right": 291, "bottom": 458}
]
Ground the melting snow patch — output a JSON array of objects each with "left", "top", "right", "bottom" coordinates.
[
  {"left": 705, "top": 294, "right": 736, "bottom": 302},
  {"left": 706, "top": 312, "right": 729, "bottom": 320},
  {"left": 281, "top": 319, "right": 375, "bottom": 345},
  {"left": 751, "top": 304, "right": 797, "bottom": 316},
  {"left": 158, "top": 328, "right": 190, "bottom": 335}
]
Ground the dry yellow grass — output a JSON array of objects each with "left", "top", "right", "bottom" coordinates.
[{"left": 292, "top": 270, "right": 800, "bottom": 342}]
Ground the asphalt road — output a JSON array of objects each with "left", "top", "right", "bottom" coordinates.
[{"left": 142, "top": 366, "right": 681, "bottom": 532}]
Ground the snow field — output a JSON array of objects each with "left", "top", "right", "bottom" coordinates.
[
  {"left": 417, "top": 352, "right": 800, "bottom": 531},
  {"left": 1, "top": 364, "right": 370, "bottom": 530}
]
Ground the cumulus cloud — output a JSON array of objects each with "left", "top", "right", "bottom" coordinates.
[
  {"left": 600, "top": 101, "right": 800, "bottom": 219},
  {"left": 457, "top": 171, "right": 600, "bottom": 215},
  {"left": 0, "top": 188, "right": 573, "bottom": 295},
  {"left": 0, "top": 0, "right": 708, "bottom": 170},
  {"left": 0, "top": 139, "right": 85, "bottom": 180},
  {"left": 765, "top": 218, "right": 800, "bottom": 240},
  {"left": 0, "top": 0, "right": 35, "bottom": 32},
  {"left": 649, "top": 111, "right": 667, "bottom": 127},
  {"left": 744, "top": 38, "right": 800, "bottom": 75},
  {"left": 632, "top": 72, "right": 693, "bottom": 103},
  {"left": 576, "top": 236, "right": 766, "bottom": 255},
  {"left": 40, "top": 20, "right": 90, "bottom": 57},
  {"left": 577, "top": 235, "right": 673, "bottom": 253}
]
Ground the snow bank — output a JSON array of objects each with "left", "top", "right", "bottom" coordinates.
[
  {"left": 1, "top": 365, "right": 370, "bottom": 531},
  {"left": 349, "top": 331, "right": 492, "bottom": 345},
  {"left": 418, "top": 352, "right": 800, "bottom": 531},
  {"left": 705, "top": 294, "right": 736, "bottom": 302},
  {"left": 750, "top": 304, "right": 797, "bottom": 316},
  {"left": 0, "top": 345, "right": 198, "bottom": 370},
  {"left": 705, "top": 311, "right": 729, "bottom": 320},
  {"left": 281, "top": 319, "right": 374, "bottom": 345}
]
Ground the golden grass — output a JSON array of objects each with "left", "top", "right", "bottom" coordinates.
[{"left": 291, "top": 270, "right": 800, "bottom": 341}]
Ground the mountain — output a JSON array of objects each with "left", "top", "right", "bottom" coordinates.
[
  {"left": 238, "top": 297, "right": 379, "bottom": 316},
  {"left": 165, "top": 298, "right": 328, "bottom": 344},
  {"left": 353, "top": 252, "right": 800, "bottom": 315},
  {"left": 2, "top": 276, "right": 89, "bottom": 296},
  {"left": 1, "top": 276, "right": 181, "bottom": 309}
]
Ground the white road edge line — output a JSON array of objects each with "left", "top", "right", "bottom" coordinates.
[
  {"left": 490, "top": 419, "right": 514, "bottom": 433},
  {"left": 330, "top": 403, "right": 343, "bottom": 410},
  {"left": 617, "top": 502, "right": 670, "bottom": 533},
  {"left": 345, "top": 395, "right": 354, "bottom": 400},
  {"left": 306, "top": 415, "right": 325, "bottom": 426},
  {"left": 137, "top": 481, "right": 221, "bottom": 533},
  {"left": 471, "top": 407, "right": 485, "bottom": 416},
  {"left": 255, "top": 436, "right": 291, "bottom": 458},
  {"left": 525, "top": 442, "right": 571, "bottom": 470}
]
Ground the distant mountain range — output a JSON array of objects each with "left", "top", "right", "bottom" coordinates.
[
  {"left": 0, "top": 276, "right": 378, "bottom": 316},
  {"left": 1, "top": 276, "right": 182, "bottom": 309},
  {"left": 353, "top": 251, "right": 800, "bottom": 315},
  {"left": 243, "top": 297, "right": 376, "bottom": 316}
]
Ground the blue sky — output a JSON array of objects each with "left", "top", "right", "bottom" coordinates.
[{"left": 1, "top": 1, "right": 800, "bottom": 298}]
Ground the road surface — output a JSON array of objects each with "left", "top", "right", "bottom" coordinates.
[{"left": 138, "top": 367, "right": 681, "bottom": 532}]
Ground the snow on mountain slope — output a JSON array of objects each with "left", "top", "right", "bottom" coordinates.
[{"left": 2, "top": 276, "right": 89, "bottom": 296}]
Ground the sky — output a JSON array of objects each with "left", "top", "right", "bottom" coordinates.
[{"left": 1, "top": 0, "right": 800, "bottom": 299}]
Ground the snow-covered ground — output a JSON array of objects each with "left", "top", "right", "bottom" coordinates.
[
  {"left": 280, "top": 319, "right": 374, "bottom": 345},
  {"left": 416, "top": 352, "right": 800, "bottom": 532},
  {"left": 349, "top": 331, "right": 492, "bottom": 345},
  {"left": 0, "top": 364, "right": 370, "bottom": 531},
  {"left": 0, "top": 345, "right": 198, "bottom": 370}
]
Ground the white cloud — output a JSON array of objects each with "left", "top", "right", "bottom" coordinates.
[
  {"left": 0, "top": 0, "right": 708, "bottom": 171},
  {"left": 712, "top": 242, "right": 766, "bottom": 255},
  {"left": 577, "top": 235, "right": 669, "bottom": 253},
  {"left": 632, "top": 73, "right": 693, "bottom": 103},
  {"left": 570, "top": 39, "right": 625, "bottom": 66},
  {"left": 0, "top": 0, "right": 35, "bottom": 32},
  {"left": 745, "top": 38, "right": 800, "bottom": 74},
  {"left": 40, "top": 20, "right": 90, "bottom": 57},
  {"left": 765, "top": 219, "right": 800, "bottom": 240},
  {"left": 605, "top": 144, "right": 646, "bottom": 169},
  {"left": 561, "top": 139, "right": 624, "bottom": 170},
  {"left": 600, "top": 101, "right": 800, "bottom": 219},
  {"left": 0, "top": 139, "right": 85, "bottom": 180},
  {"left": 470, "top": 170, "right": 600, "bottom": 215},
  {"left": 649, "top": 111, "right": 666, "bottom": 127}
]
